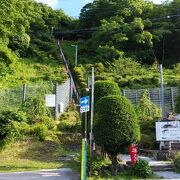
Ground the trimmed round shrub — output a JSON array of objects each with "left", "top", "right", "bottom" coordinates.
[
  {"left": 94, "top": 80, "right": 121, "bottom": 103},
  {"left": 94, "top": 95, "right": 140, "bottom": 172},
  {"left": 130, "top": 159, "right": 152, "bottom": 178}
]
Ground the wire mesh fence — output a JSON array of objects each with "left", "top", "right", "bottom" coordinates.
[
  {"left": 0, "top": 83, "right": 54, "bottom": 113},
  {"left": 0, "top": 78, "right": 74, "bottom": 119},
  {"left": 123, "top": 87, "right": 179, "bottom": 115}
]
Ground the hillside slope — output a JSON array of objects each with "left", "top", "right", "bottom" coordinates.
[{"left": 0, "top": 0, "right": 73, "bottom": 89}]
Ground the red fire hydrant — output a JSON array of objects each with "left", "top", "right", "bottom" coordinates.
[{"left": 129, "top": 143, "right": 138, "bottom": 164}]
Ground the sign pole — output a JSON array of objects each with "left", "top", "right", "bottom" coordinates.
[
  {"left": 80, "top": 96, "right": 89, "bottom": 180},
  {"left": 90, "top": 67, "right": 94, "bottom": 156}
]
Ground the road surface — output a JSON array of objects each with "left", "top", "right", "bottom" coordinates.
[{"left": 0, "top": 168, "right": 79, "bottom": 180}]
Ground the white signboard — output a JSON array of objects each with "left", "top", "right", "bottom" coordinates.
[
  {"left": 45, "top": 94, "right": 55, "bottom": 107},
  {"left": 156, "top": 121, "right": 180, "bottom": 141}
]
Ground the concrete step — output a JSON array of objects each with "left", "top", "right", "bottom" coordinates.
[{"left": 150, "top": 164, "right": 173, "bottom": 171}]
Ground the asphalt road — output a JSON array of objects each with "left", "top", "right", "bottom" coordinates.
[{"left": 0, "top": 168, "right": 80, "bottom": 180}]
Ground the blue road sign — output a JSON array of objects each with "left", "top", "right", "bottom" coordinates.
[
  {"left": 80, "top": 96, "right": 90, "bottom": 113},
  {"left": 80, "top": 96, "right": 90, "bottom": 107}
]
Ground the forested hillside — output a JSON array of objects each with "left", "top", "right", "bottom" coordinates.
[
  {"left": 59, "top": 0, "right": 180, "bottom": 92},
  {"left": 79, "top": 0, "right": 179, "bottom": 66},
  {"left": 0, "top": 0, "right": 73, "bottom": 89}
]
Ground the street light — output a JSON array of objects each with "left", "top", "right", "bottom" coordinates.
[{"left": 71, "top": 44, "right": 78, "bottom": 67}]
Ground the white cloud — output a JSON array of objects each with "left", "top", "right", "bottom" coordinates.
[
  {"left": 150, "top": 0, "right": 172, "bottom": 4},
  {"left": 35, "top": 0, "right": 59, "bottom": 9}
]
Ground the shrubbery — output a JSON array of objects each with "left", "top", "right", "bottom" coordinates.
[
  {"left": 94, "top": 95, "right": 140, "bottom": 175},
  {"left": 32, "top": 124, "right": 48, "bottom": 141},
  {"left": 136, "top": 90, "right": 161, "bottom": 121},
  {"left": 139, "top": 119, "right": 158, "bottom": 149},
  {"left": 0, "top": 109, "right": 29, "bottom": 147},
  {"left": 175, "top": 86, "right": 180, "bottom": 113},
  {"left": 58, "top": 105, "right": 81, "bottom": 133},
  {"left": 173, "top": 153, "right": 180, "bottom": 173},
  {"left": 33, "top": 116, "right": 56, "bottom": 131},
  {"left": 87, "top": 156, "right": 104, "bottom": 176},
  {"left": 94, "top": 80, "right": 121, "bottom": 102},
  {"left": 130, "top": 159, "right": 152, "bottom": 178}
]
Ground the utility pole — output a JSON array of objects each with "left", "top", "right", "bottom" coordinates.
[
  {"left": 71, "top": 44, "right": 78, "bottom": 67},
  {"left": 90, "top": 67, "right": 95, "bottom": 156},
  {"left": 160, "top": 64, "right": 166, "bottom": 118}
]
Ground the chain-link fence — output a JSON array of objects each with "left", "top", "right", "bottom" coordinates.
[
  {"left": 123, "top": 87, "right": 179, "bottom": 115},
  {"left": 0, "top": 83, "right": 54, "bottom": 112},
  {"left": 0, "top": 78, "right": 74, "bottom": 119}
]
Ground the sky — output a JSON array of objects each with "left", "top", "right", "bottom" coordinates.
[{"left": 35, "top": 0, "right": 170, "bottom": 17}]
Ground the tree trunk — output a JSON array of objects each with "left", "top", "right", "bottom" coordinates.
[{"left": 110, "top": 155, "right": 118, "bottom": 175}]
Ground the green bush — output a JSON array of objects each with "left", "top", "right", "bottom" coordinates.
[
  {"left": 173, "top": 153, "right": 180, "bottom": 173},
  {"left": 94, "top": 80, "right": 121, "bottom": 103},
  {"left": 94, "top": 95, "right": 140, "bottom": 174},
  {"left": 0, "top": 110, "right": 29, "bottom": 147},
  {"left": 33, "top": 116, "right": 56, "bottom": 130},
  {"left": 0, "top": 110, "right": 27, "bottom": 139},
  {"left": 22, "top": 89, "right": 51, "bottom": 121},
  {"left": 58, "top": 108, "right": 81, "bottom": 133},
  {"left": 58, "top": 119, "right": 81, "bottom": 133},
  {"left": 136, "top": 90, "right": 161, "bottom": 121},
  {"left": 87, "top": 156, "right": 104, "bottom": 176},
  {"left": 32, "top": 124, "right": 48, "bottom": 141},
  {"left": 139, "top": 119, "right": 158, "bottom": 149},
  {"left": 175, "top": 86, "right": 180, "bottom": 113},
  {"left": 130, "top": 159, "right": 152, "bottom": 178},
  {"left": 6, "top": 121, "right": 30, "bottom": 140}
]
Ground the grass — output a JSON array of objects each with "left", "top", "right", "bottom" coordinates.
[
  {"left": 0, "top": 138, "right": 80, "bottom": 172},
  {"left": 87, "top": 172, "right": 159, "bottom": 180}
]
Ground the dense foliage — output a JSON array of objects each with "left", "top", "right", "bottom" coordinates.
[
  {"left": 94, "top": 80, "right": 121, "bottom": 102},
  {"left": 175, "top": 85, "right": 180, "bottom": 113},
  {"left": 140, "top": 119, "right": 158, "bottom": 149},
  {"left": 0, "top": 0, "right": 81, "bottom": 148},
  {"left": 136, "top": 90, "right": 161, "bottom": 121},
  {"left": 0, "top": 0, "right": 72, "bottom": 89},
  {"left": 130, "top": 159, "right": 153, "bottom": 178},
  {"left": 0, "top": 110, "right": 29, "bottom": 147},
  {"left": 79, "top": 0, "right": 180, "bottom": 66},
  {"left": 173, "top": 153, "right": 180, "bottom": 173},
  {"left": 94, "top": 95, "right": 140, "bottom": 174}
]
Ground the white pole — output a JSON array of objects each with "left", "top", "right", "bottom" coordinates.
[
  {"left": 160, "top": 64, "right": 166, "bottom": 118},
  {"left": 90, "top": 67, "right": 95, "bottom": 156}
]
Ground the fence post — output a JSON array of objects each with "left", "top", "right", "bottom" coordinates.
[
  {"left": 55, "top": 82, "right": 58, "bottom": 120},
  {"left": 122, "top": 89, "right": 125, "bottom": 96},
  {"left": 148, "top": 89, "right": 151, "bottom": 100},
  {"left": 170, "top": 87, "right": 175, "bottom": 112},
  {"left": 22, "top": 84, "right": 26, "bottom": 102},
  {"left": 70, "top": 77, "right": 73, "bottom": 102},
  {"left": 135, "top": 90, "right": 138, "bottom": 104}
]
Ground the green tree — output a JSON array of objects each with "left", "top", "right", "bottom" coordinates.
[
  {"left": 175, "top": 86, "right": 180, "bottom": 113},
  {"left": 136, "top": 90, "right": 161, "bottom": 121},
  {"left": 94, "top": 95, "right": 140, "bottom": 175}
]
